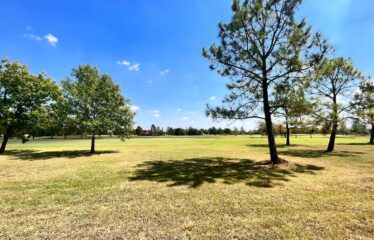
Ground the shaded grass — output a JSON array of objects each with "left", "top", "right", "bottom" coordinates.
[
  {"left": 3, "top": 150, "right": 118, "bottom": 161},
  {"left": 130, "top": 157, "right": 324, "bottom": 188}
]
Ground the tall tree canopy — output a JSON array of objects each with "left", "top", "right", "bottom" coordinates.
[
  {"left": 352, "top": 79, "right": 374, "bottom": 143},
  {"left": 203, "top": 0, "right": 329, "bottom": 163},
  {"left": 311, "top": 57, "right": 362, "bottom": 152},
  {"left": 0, "top": 59, "right": 59, "bottom": 154},
  {"left": 61, "top": 65, "right": 134, "bottom": 153}
]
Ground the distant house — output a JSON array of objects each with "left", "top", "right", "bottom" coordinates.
[{"left": 142, "top": 130, "right": 151, "bottom": 136}]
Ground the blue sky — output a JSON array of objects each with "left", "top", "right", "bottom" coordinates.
[{"left": 1, "top": 0, "right": 373, "bottom": 130}]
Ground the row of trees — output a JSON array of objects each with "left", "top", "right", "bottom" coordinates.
[
  {"left": 135, "top": 125, "right": 249, "bottom": 136},
  {"left": 203, "top": 0, "right": 373, "bottom": 164},
  {"left": 256, "top": 119, "right": 370, "bottom": 137},
  {"left": 0, "top": 59, "right": 134, "bottom": 154}
]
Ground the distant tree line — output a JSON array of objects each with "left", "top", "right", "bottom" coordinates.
[{"left": 134, "top": 125, "right": 249, "bottom": 136}]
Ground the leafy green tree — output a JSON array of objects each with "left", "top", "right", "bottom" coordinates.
[
  {"left": 174, "top": 128, "right": 186, "bottom": 136},
  {"left": 61, "top": 65, "right": 134, "bottom": 153},
  {"left": 0, "top": 59, "right": 59, "bottom": 154},
  {"left": 135, "top": 126, "right": 143, "bottom": 136},
  {"left": 351, "top": 80, "right": 374, "bottom": 143},
  {"left": 350, "top": 119, "right": 368, "bottom": 136},
  {"left": 311, "top": 58, "right": 362, "bottom": 152},
  {"left": 166, "top": 127, "right": 175, "bottom": 135},
  {"left": 203, "top": 0, "right": 329, "bottom": 164}
]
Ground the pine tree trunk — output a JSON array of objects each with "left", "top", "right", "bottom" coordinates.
[
  {"left": 370, "top": 123, "right": 374, "bottom": 144},
  {"left": 0, "top": 125, "right": 13, "bottom": 154},
  {"left": 285, "top": 117, "right": 290, "bottom": 146},
  {"left": 327, "top": 99, "right": 338, "bottom": 152},
  {"left": 90, "top": 134, "right": 95, "bottom": 153},
  {"left": 263, "top": 82, "right": 280, "bottom": 164}
]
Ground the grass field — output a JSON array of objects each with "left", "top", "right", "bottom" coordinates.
[{"left": 0, "top": 135, "right": 373, "bottom": 239}]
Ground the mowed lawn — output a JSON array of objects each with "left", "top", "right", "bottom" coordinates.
[{"left": 0, "top": 136, "right": 373, "bottom": 239}]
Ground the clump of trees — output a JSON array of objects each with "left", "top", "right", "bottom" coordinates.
[
  {"left": 203, "top": 0, "right": 368, "bottom": 163},
  {"left": 0, "top": 59, "right": 134, "bottom": 154}
]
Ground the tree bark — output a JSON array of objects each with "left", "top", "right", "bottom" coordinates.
[
  {"left": 90, "top": 134, "right": 95, "bottom": 153},
  {"left": 327, "top": 99, "right": 338, "bottom": 152},
  {"left": 263, "top": 82, "right": 280, "bottom": 164},
  {"left": 285, "top": 112, "right": 290, "bottom": 146},
  {"left": 370, "top": 123, "right": 374, "bottom": 144},
  {"left": 0, "top": 125, "right": 13, "bottom": 154}
]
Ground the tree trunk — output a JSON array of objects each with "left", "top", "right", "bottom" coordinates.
[
  {"left": 90, "top": 134, "right": 95, "bottom": 153},
  {"left": 327, "top": 100, "right": 338, "bottom": 152},
  {"left": 262, "top": 82, "right": 280, "bottom": 164},
  {"left": 370, "top": 123, "right": 374, "bottom": 144},
  {"left": 285, "top": 116, "right": 290, "bottom": 146},
  {"left": 0, "top": 125, "right": 13, "bottom": 154}
]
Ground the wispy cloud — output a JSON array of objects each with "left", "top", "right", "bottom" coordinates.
[
  {"left": 176, "top": 108, "right": 182, "bottom": 112},
  {"left": 116, "top": 60, "right": 130, "bottom": 66},
  {"left": 160, "top": 69, "right": 170, "bottom": 75},
  {"left": 180, "top": 116, "right": 189, "bottom": 121},
  {"left": 23, "top": 33, "right": 42, "bottom": 41},
  {"left": 44, "top": 33, "right": 58, "bottom": 46},
  {"left": 116, "top": 59, "right": 140, "bottom": 71},
  {"left": 130, "top": 105, "right": 140, "bottom": 112},
  {"left": 128, "top": 64, "right": 140, "bottom": 71},
  {"left": 210, "top": 96, "right": 217, "bottom": 101},
  {"left": 152, "top": 110, "right": 161, "bottom": 118},
  {"left": 23, "top": 27, "right": 59, "bottom": 46}
]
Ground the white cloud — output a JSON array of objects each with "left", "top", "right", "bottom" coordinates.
[
  {"left": 181, "top": 116, "right": 189, "bottom": 121},
  {"left": 160, "top": 69, "right": 170, "bottom": 75},
  {"left": 44, "top": 33, "right": 58, "bottom": 46},
  {"left": 130, "top": 105, "right": 140, "bottom": 112},
  {"left": 23, "top": 33, "right": 42, "bottom": 41},
  {"left": 116, "top": 60, "right": 130, "bottom": 66},
  {"left": 129, "top": 64, "right": 140, "bottom": 71},
  {"left": 152, "top": 110, "right": 161, "bottom": 118},
  {"left": 176, "top": 108, "right": 182, "bottom": 112},
  {"left": 210, "top": 96, "right": 217, "bottom": 101}
]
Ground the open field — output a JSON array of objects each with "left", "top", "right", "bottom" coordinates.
[{"left": 0, "top": 135, "right": 373, "bottom": 239}]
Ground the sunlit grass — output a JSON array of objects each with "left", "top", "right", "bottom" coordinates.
[{"left": 0, "top": 135, "right": 373, "bottom": 239}]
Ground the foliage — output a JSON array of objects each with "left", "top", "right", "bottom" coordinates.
[
  {"left": 61, "top": 65, "right": 134, "bottom": 152},
  {"left": 351, "top": 79, "right": 374, "bottom": 142},
  {"left": 0, "top": 58, "right": 59, "bottom": 153},
  {"left": 310, "top": 57, "right": 362, "bottom": 151},
  {"left": 203, "top": 0, "right": 329, "bottom": 163}
]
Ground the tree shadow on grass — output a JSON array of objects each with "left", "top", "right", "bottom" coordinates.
[
  {"left": 129, "top": 157, "right": 324, "bottom": 188},
  {"left": 336, "top": 142, "right": 373, "bottom": 146},
  {"left": 3, "top": 150, "right": 118, "bottom": 161},
  {"left": 279, "top": 149, "right": 364, "bottom": 158},
  {"left": 247, "top": 144, "right": 305, "bottom": 148}
]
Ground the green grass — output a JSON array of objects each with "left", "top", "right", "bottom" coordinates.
[{"left": 0, "top": 135, "right": 373, "bottom": 239}]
